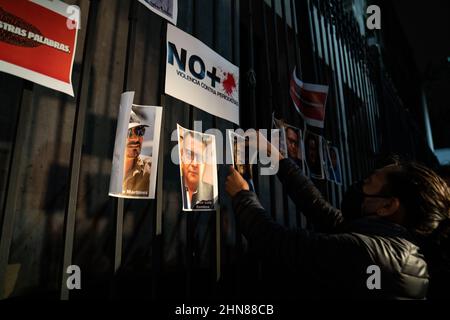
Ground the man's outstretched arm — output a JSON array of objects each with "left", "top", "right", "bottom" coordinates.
[
  {"left": 231, "top": 189, "right": 365, "bottom": 277},
  {"left": 277, "top": 158, "right": 344, "bottom": 232}
]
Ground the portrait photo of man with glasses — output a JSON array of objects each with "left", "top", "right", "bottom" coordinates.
[{"left": 177, "top": 125, "right": 217, "bottom": 211}]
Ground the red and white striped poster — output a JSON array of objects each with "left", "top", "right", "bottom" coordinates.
[
  {"left": 0, "top": 0, "right": 79, "bottom": 96},
  {"left": 290, "top": 67, "right": 329, "bottom": 128}
]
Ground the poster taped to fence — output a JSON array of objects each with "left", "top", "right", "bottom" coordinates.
[
  {"left": 0, "top": 0, "right": 79, "bottom": 96},
  {"left": 304, "top": 130, "right": 325, "bottom": 179},
  {"left": 177, "top": 124, "right": 218, "bottom": 211},
  {"left": 272, "top": 114, "right": 305, "bottom": 173},
  {"left": 227, "top": 130, "right": 256, "bottom": 184},
  {"left": 109, "top": 92, "right": 163, "bottom": 199},
  {"left": 325, "top": 145, "right": 342, "bottom": 185},
  {"left": 138, "top": 0, "right": 178, "bottom": 25},
  {"left": 166, "top": 24, "right": 240, "bottom": 125},
  {"left": 272, "top": 114, "right": 288, "bottom": 158},
  {"left": 290, "top": 68, "right": 329, "bottom": 128}
]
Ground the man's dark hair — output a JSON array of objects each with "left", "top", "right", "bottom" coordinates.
[
  {"left": 383, "top": 161, "right": 450, "bottom": 237},
  {"left": 382, "top": 161, "right": 450, "bottom": 299}
]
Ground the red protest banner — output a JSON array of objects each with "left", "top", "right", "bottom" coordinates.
[
  {"left": 290, "top": 67, "right": 329, "bottom": 128},
  {"left": 0, "top": 0, "right": 79, "bottom": 96}
]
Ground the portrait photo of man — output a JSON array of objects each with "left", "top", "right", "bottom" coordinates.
[
  {"left": 326, "top": 146, "right": 342, "bottom": 185},
  {"left": 271, "top": 114, "right": 288, "bottom": 158},
  {"left": 285, "top": 125, "right": 304, "bottom": 172},
  {"left": 122, "top": 111, "right": 152, "bottom": 197},
  {"left": 178, "top": 125, "right": 217, "bottom": 211},
  {"left": 109, "top": 92, "right": 162, "bottom": 200},
  {"left": 304, "top": 130, "right": 324, "bottom": 179}
]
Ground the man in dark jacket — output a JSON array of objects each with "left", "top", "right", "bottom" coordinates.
[{"left": 226, "top": 150, "right": 450, "bottom": 299}]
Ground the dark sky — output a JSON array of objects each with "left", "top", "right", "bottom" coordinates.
[
  {"left": 391, "top": 1, "right": 450, "bottom": 149},
  {"left": 392, "top": 0, "right": 450, "bottom": 74}
]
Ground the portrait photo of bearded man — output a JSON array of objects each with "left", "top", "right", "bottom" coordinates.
[{"left": 122, "top": 110, "right": 152, "bottom": 197}]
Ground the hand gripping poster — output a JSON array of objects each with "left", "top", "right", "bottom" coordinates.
[
  {"left": 0, "top": 0, "right": 79, "bottom": 96},
  {"left": 109, "top": 92, "right": 163, "bottom": 199},
  {"left": 177, "top": 124, "right": 218, "bottom": 211},
  {"left": 228, "top": 130, "right": 256, "bottom": 179}
]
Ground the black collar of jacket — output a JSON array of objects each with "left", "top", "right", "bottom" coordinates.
[{"left": 337, "top": 216, "right": 419, "bottom": 244}]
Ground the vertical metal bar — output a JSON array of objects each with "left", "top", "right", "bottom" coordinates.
[
  {"left": 0, "top": 81, "right": 33, "bottom": 299},
  {"left": 268, "top": 1, "right": 286, "bottom": 227},
  {"left": 333, "top": 3, "right": 352, "bottom": 186},
  {"left": 185, "top": 0, "right": 197, "bottom": 300},
  {"left": 270, "top": 0, "right": 282, "bottom": 112},
  {"left": 307, "top": 0, "right": 320, "bottom": 91},
  {"left": 341, "top": 32, "right": 354, "bottom": 180},
  {"left": 324, "top": 5, "right": 344, "bottom": 203},
  {"left": 289, "top": 0, "right": 306, "bottom": 226},
  {"left": 319, "top": 3, "right": 337, "bottom": 207},
  {"left": 370, "top": 82, "right": 380, "bottom": 153},
  {"left": 113, "top": 0, "right": 138, "bottom": 277},
  {"left": 280, "top": 0, "right": 292, "bottom": 228},
  {"left": 370, "top": 74, "right": 378, "bottom": 156},
  {"left": 266, "top": 0, "right": 280, "bottom": 224},
  {"left": 350, "top": 26, "right": 366, "bottom": 177},
  {"left": 364, "top": 61, "right": 376, "bottom": 156},
  {"left": 421, "top": 85, "right": 434, "bottom": 152},
  {"left": 230, "top": 0, "right": 244, "bottom": 297},
  {"left": 351, "top": 42, "right": 365, "bottom": 176},
  {"left": 289, "top": 0, "right": 301, "bottom": 75},
  {"left": 348, "top": 45, "right": 362, "bottom": 180},
  {"left": 330, "top": 24, "right": 348, "bottom": 190},
  {"left": 150, "top": 15, "right": 168, "bottom": 299},
  {"left": 355, "top": 35, "right": 370, "bottom": 175},
  {"left": 312, "top": 3, "right": 323, "bottom": 63},
  {"left": 211, "top": 0, "right": 221, "bottom": 285},
  {"left": 343, "top": 34, "right": 358, "bottom": 181},
  {"left": 280, "top": 0, "right": 291, "bottom": 73},
  {"left": 60, "top": 0, "right": 100, "bottom": 300},
  {"left": 262, "top": 2, "right": 274, "bottom": 129},
  {"left": 360, "top": 49, "right": 375, "bottom": 171},
  {"left": 152, "top": 94, "right": 165, "bottom": 299},
  {"left": 368, "top": 77, "right": 377, "bottom": 156}
]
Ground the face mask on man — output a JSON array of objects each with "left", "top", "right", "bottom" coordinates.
[{"left": 341, "top": 180, "right": 393, "bottom": 220}]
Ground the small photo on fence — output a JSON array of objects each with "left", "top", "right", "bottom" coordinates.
[
  {"left": 228, "top": 130, "right": 255, "bottom": 182},
  {"left": 326, "top": 145, "right": 342, "bottom": 185},
  {"left": 284, "top": 124, "right": 305, "bottom": 174},
  {"left": 138, "top": 0, "right": 178, "bottom": 25},
  {"left": 109, "top": 92, "right": 163, "bottom": 199},
  {"left": 177, "top": 124, "right": 218, "bottom": 211},
  {"left": 272, "top": 114, "right": 288, "bottom": 158},
  {"left": 304, "top": 130, "right": 325, "bottom": 180},
  {"left": 272, "top": 113, "right": 305, "bottom": 173}
]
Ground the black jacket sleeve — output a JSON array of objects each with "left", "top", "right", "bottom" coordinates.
[
  {"left": 232, "top": 190, "right": 366, "bottom": 278},
  {"left": 277, "top": 158, "right": 344, "bottom": 232}
]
